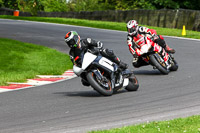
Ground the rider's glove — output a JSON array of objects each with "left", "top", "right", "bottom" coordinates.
[
  {"left": 97, "top": 41, "right": 103, "bottom": 48},
  {"left": 151, "top": 34, "right": 159, "bottom": 41}
]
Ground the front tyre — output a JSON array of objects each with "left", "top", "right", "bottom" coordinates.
[
  {"left": 86, "top": 72, "right": 113, "bottom": 96},
  {"left": 125, "top": 74, "right": 139, "bottom": 91},
  {"left": 149, "top": 54, "right": 169, "bottom": 75}
]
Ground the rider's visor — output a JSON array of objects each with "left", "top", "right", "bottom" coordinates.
[
  {"left": 128, "top": 27, "right": 137, "bottom": 33},
  {"left": 67, "top": 39, "right": 76, "bottom": 48},
  {"left": 67, "top": 35, "right": 79, "bottom": 48}
]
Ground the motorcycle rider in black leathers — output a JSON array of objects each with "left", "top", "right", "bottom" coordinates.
[{"left": 64, "top": 31, "right": 128, "bottom": 86}]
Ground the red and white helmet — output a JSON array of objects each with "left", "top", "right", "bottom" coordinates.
[{"left": 127, "top": 20, "right": 139, "bottom": 36}]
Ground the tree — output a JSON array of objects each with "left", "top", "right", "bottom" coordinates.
[
  {"left": 0, "top": 0, "right": 3, "bottom": 7},
  {"left": 1, "top": 0, "right": 18, "bottom": 9},
  {"left": 114, "top": 0, "right": 155, "bottom": 10},
  {"left": 41, "top": 0, "right": 69, "bottom": 12},
  {"left": 1, "top": 0, "right": 200, "bottom": 14},
  {"left": 67, "top": 0, "right": 103, "bottom": 12},
  {"left": 175, "top": 0, "right": 200, "bottom": 10},
  {"left": 151, "top": 0, "right": 179, "bottom": 9},
  {"left": 17, "top": 0, "right": 43, "bottom": 15}
]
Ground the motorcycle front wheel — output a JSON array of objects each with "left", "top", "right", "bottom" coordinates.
[
  {"left": 86, "top": 72, "right": 113, "bottom": 96},
  {"left": 149, "top": 54, "right": 169, "bottom": 75}
]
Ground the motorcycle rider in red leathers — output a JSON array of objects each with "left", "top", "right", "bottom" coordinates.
[{"left": 126, "top": 20, "right": 174, "bottom": 68}]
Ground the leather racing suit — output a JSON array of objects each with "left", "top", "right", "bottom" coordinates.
[
  {"left": 69, "top": 38, "right": 127, "bottom": 68},
  {"left": 69, "top": 38, "right": 128, "bottom": 86},
  {"left": 127, "top": 32, "right": 169, "bottom": 68},
  {"left": 136, "top": 26, "right": 175, "bottom": 53}
]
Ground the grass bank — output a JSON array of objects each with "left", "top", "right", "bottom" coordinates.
[
  {"left": 0, "top": 38, "right": 72, "bottom": 85},
  {"left": 91, "top": 115, "right": 200, "bottom": 133},
  {"left": 0, "top": 15, "right": 200, "bottom": 39}
]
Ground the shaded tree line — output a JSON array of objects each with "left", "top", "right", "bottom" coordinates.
[{"left": 0, "top": 0, "right": 199, "bottom": 15}]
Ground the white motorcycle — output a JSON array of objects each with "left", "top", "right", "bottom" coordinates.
[{"left": 73, "top": 49, "right": 139, "bottom": 96}]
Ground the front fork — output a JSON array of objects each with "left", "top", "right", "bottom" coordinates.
[
  {"left": 149, "top": 52, "right": 170, "bottom": 69},
  {"left": 91, "top": 69, "right": 115, "bottom": 89}
]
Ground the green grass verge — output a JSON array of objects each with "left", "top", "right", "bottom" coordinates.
[
  {"left": 90, "top": 115, "right": 200, "bottom": 133},
  {"left": 0, "top": 38, "right": 72, "bottom": 85},
  {"left": 0, "top": 15, "right": 200, "bottom": 39}
]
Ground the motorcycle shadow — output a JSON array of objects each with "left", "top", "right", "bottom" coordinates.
[
  {"left": 54, "top": 91, "right": 102, "bottom": 97},
  {"left": 133, "top": 70, "right": 163, "bottom": 75},
  {"left": 54, "top": 90, "right": 128, "bottom": 97}
]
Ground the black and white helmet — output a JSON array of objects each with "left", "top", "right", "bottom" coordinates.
[
  {"left": 127, "top": 20, "right": 139, "bottom": 36},
  {"left": 64, "top": 31, "right": 80, "bottom": 48}
]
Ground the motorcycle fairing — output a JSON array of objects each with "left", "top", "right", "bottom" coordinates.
[
  {"left": 73, "top": 65, "right": 83, "bottom": 76},
  {"left": 98, "top": 57, "right": 114, "bottom": 71},
  {"left": 82, "top": 52, "right": 97, "bottom": 70},
  {"left": 123, "top": 78, "right": 129, "bottom": 87}
]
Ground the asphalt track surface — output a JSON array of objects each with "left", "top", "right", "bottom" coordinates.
[{"left": 0, "top": 19, "right": 200, "bottom": 133}]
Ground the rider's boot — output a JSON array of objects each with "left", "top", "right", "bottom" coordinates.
[
  {"left": 165, "top": 44, "right": 176, "bottom": 54},
  {"left": 119, "top": 61, "right": 128, "bottom": 70}
]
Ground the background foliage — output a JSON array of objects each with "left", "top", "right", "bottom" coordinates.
[{"left": 0, "top": 0, "right": 200, "bottom": 15}]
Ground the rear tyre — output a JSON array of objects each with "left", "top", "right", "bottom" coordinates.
[
  {"left": 125, "top": 74, "right": 139, "bottom": 91},
  {"left": 149, "top": 54, "right": 169, "bottom": 75},
  {"left": 86, "top": 72, "right": 113, "bottom": 96}
]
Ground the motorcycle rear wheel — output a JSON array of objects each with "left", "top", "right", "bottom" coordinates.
[
  {"left": 86, "top": 72, "right": 113, "bottom": 96},
  {"left": 125, "top": 74, "right": 139, "bottom": 91}
]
